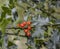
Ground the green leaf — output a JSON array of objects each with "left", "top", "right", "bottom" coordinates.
[
  {"left": 47, "top": 26, "right": 52, "bottom": 36},
  {"left": 0, "top": 39, "right": 3, "bottom": 47},
  {"left": 0, "top": 47, "right": 2, "bottom": 49},
  {"left": 1, "top": 12, "right": 6, "bottom": 21},
  {"left": 8, "top": 41, "right": 15, "bottom": 47},
  {"left": 0, "top": 18, "right": 11, "bottom": 34},
  {"left": 9, "top": 0, "right": 14, "bottom": 4},
  {"left": 44, "top": 32, "right": 48, "bottom": 38},
  {"left": 9, "top": 0, "right": 14, "bottom": 9},
  {"left": 2, "top": 6, "right": 11, "bottom": 15}
]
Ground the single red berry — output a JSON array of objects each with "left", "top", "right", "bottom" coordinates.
[
  {"left": 24, "top": 29, "right": 28, "bottom": 33},
  {"left": 20, "top": 23, "right": 25, "bottom": 28},
  {"left": 28, "top": 26, "right": 31, "bottom": 30},
  {"left": 23, "top": 22, "right": 27, "bottom": 26},
  {"left": 27, "top": 21, "right": 31, "bottom": 25},
  {"left": 26, "top": 32, "right": 31, "bottom": 37}
]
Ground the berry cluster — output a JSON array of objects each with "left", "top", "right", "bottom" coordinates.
[{"left": 17, "top": 21, "right": 32, "bottom": 37}]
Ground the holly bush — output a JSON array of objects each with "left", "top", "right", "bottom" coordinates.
[{"left": 0, "top": 0, "right": 60, "bottom": 49}]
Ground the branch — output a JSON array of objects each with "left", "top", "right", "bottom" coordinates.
[
  {"left": 5, "top": 27, "right": 29, "bottom": 29},
  {"left": 6, "top": 23, "right": 60, "bottom": 29},
  {"left": 5, "top": 33, "right": 27, "bottom": 37},
  {"left": 5, "top": 23, "right": 60, "bottom": 36}
]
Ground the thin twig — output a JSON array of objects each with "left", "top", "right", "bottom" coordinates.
[
  {"left": 6, "top": 23, "right": 60, "bottom": 29},
  {"left": 5, "top": 33, "right": 27, "bottom": 37}
]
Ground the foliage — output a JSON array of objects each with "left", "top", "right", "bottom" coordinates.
[{"left": 0, "top": 0, "right": 60, "bottom": 49}]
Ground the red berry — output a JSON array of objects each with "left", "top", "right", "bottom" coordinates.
[
  {"left": 26, "top": 32, "right": 31, "bottom": 37},
  {"left": 24, "top": 29, "right": 28, "bottom": 33},
  {"left": 23, "top": 22, "right": 27, "bottom": 26},
  {"left": 27, "top": 21, "right": 31, "bottom": 25},
  {"left": 28, "top": 26, "right": 31, "bottom": 30},
  {"left": 20, "top": 23, "right": 25, "bottom": 28}
]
